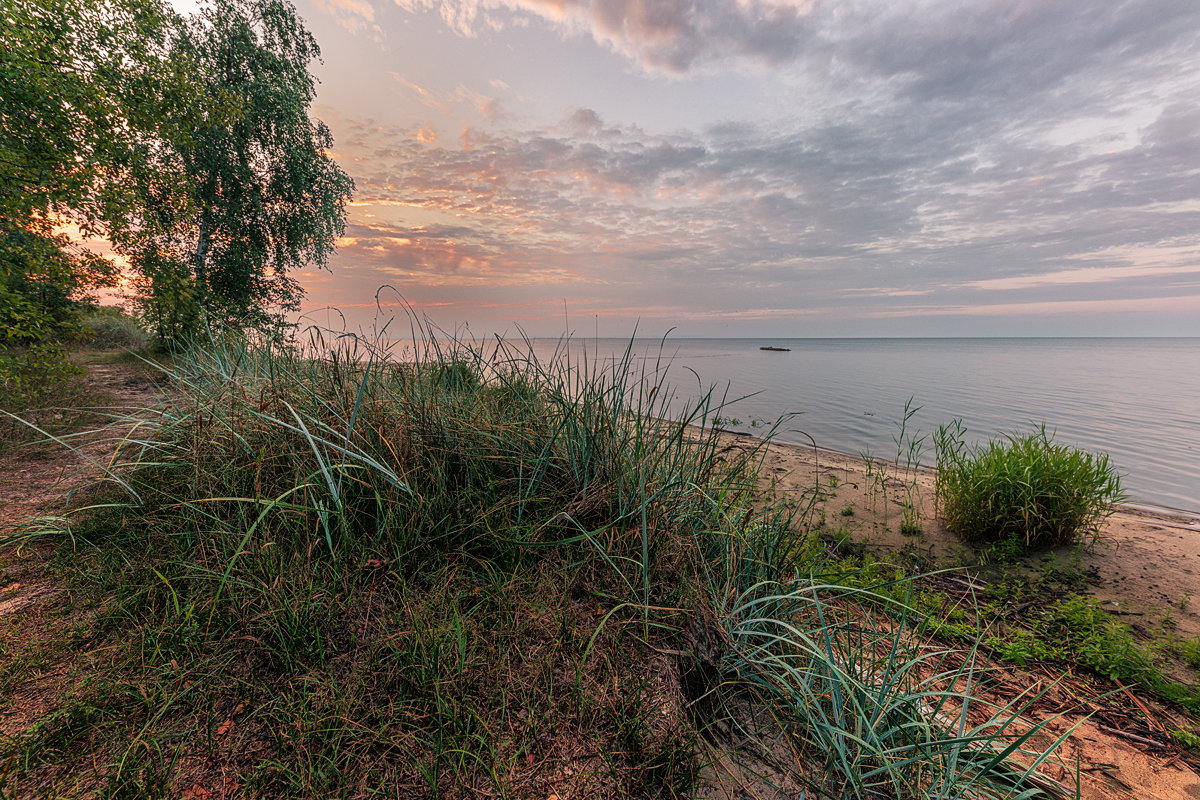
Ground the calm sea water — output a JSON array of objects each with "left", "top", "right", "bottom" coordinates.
[{"left": 515, "top": 337, "right": 1200, "bottom": 513}]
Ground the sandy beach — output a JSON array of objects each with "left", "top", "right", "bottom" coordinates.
[
  {"left": 715, "top": 431, "right": 1200, "bottom": 637},
  {"left": 706, "top": 431, "right": 1200, "bottom": 798}
]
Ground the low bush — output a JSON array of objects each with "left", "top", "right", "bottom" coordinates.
[
  {"left": 935, "top": 420, "right": 1124, "bottom": 548},
  {"left": 0, "top": 342, "right": 83, "bottom": 410}
]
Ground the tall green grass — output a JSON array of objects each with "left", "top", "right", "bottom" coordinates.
[
  {"left": 935, "top": 421, "right": 1125, "bottom": 548},
  {"left": 80, "top": 308, "right": 150, "bottom": 351},
  {"left": 2, "top": 320, "right": 1078, "bottom": 797},
  {"left": 111, "top": 325, "right": 755, "bottom": 576}
]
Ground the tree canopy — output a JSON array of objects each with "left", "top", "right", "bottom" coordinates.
[
  {"left": 0, "top": 0, "right": 353, "bottom": 347},
  {"left": 128, "top": 0, "right": 354, "bottom": 334},
  {"left": 1, "top": 0, "right": 178, "bottom": 227},
  {"left": 1, "top": 0, "right": 177, "bottom": 342}
]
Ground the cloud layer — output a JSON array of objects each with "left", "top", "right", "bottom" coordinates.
[{"left": 303, "top": 0, "right": 1200, "bottom": 334}]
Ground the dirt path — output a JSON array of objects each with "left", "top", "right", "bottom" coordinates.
[
  {"left": 1, "top": 358, "right": 164, "bottom": 530},
  {"left": 0, "top": 358, "right": 163, "bottom": 742}
]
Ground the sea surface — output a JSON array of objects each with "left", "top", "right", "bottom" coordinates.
[{"left": 509, "top": 337, "right": 1200, "bottom": 513}]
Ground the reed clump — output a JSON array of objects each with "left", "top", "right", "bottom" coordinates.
[{"left": 935, "top": 420, "right": 1125, "bottom": 548}]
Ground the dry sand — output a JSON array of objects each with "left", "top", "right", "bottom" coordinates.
[
  {"left": 721, "top": 433, "right": 1200, "bottom": 637},
  {"left": 712, "top": 431, "right": 1200, "bottom": 800}
]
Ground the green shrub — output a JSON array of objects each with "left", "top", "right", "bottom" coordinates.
[
  {"left": 0, "top": 342, "right": 83, "bottom": 410},
  {"left": 935, "top": 421, "right": 1124, "bottom": 548}
]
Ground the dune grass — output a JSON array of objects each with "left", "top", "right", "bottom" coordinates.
[
  {"left": 0, "top": 321, "right": 1078, "bottom": 798},
  {"left": 934, "top": 420, "right": 1125, "bottom": 549}
]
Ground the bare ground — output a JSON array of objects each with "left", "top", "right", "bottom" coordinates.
[{"left": 0, "top": 357, "right": 162, "bottom": 745}]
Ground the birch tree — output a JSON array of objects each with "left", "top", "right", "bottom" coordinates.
[{"left": 130, "top": 0, "right": 354, "bottom": 337}]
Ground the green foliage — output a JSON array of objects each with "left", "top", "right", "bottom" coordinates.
[
  {"left": 0, "top": 0, "right": 185, "bottom": 226},
  {"left": 982, "top": 534, "right": 1026, "bottom": 564},
  {"left": 1176, "top": 636, "right": 1200, "bottom": 670},
  {"left": 912, "top": 573, "right": 1200, "bottom": 712},
  {"left": 1, "top": 218, "right": 119, "bottom": 343},
  {"left": 127, "top": 0, "right": 354, "bottom": 339},
  {"left": 935, "top": 420, "right": 1125, "bottom": 548},
  {"left": 1170, "top": 727, "right": 1200, "bottom": 749},
  {"left": 0, "top": 341, "right": 83, "bottom": 409},
  {"left": 1046, "top": 594, "right": 1148, "bottom": 683},
  {"left": 0, "top": 217, "right": 118, "bottom": 399},
  {"left": 133, "top": 250, "right": 201, "bottom": 347},
  {"left": 1, "top": 0, "right": 192, "bottom": 351},
  {"left": 984, "top": 629, "right": 1055, "bottom": 667},
  {"left": 80, "top": 308, "right": 149, "bottom": 350},
  {"left": 2, "top": 0, "right": 352, "bottom": 349},
  {"left": 919, "top": 615, "right": 979, "bottom": 643}
]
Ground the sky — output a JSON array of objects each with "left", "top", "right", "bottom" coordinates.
[{"left": 223, "top": 0, "right": 1200, "bottom": 337}]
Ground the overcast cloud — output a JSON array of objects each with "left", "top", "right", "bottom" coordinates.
[{"left": 291, "top": 0, "right": 1200, "bottom": 335}]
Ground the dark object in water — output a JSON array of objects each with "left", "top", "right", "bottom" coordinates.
[{"left": 759, "top": 346, "right": 791, "bottom": 351}]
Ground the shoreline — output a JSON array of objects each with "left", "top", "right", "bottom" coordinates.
[
  {"left": 715, "top": 423, "right": 1200, "bottom": 522},
  {"left": 1121, "top": 501, "right": 1200, "bottom": 528},
  {"left": 758, "top": 430, "right": 1200, "bottom": 521},
  {"left": 712, "top": 428, "right": 1200, "bottom": 637}
]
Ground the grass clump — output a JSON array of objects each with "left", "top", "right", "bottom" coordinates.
[
  {"left": 935, "top": 420, "right": 1125, "bottom": 549},
  {"left": 0, "top": 321, "right": 1083, "bottom": 798},
  {"left": 79, "top": 307, "right": 149, "bottom": 351}
]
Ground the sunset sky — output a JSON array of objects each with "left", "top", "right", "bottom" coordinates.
[{"left": 221, "top": 0, "right": 1200, "bottom": 336}]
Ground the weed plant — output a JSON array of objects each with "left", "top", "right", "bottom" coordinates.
[
  {"left": 892, "top": 397, "right": 927, "bottom": 535},
  {"left": 1, "top": 320, "right": 1078, "bottom": 797},
  {"left": 935, "top": 420, "right": 1125, "bottom": 548},
  {"left": 857, "top": 399, "right": 928, "bottom": 533}
]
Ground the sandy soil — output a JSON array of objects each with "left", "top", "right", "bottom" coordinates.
[
  {"left": 715, "top": 431, "right": 1200, "bottom": 799},
  {"left": 732, "top": 435, "right": 1200, "bottom": 637},
  {"left": 1, "top": 358, "right": 163, "bottom": 530},
  {"left": 0, "top": 359, "right": 164, "bottom": 742}
]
